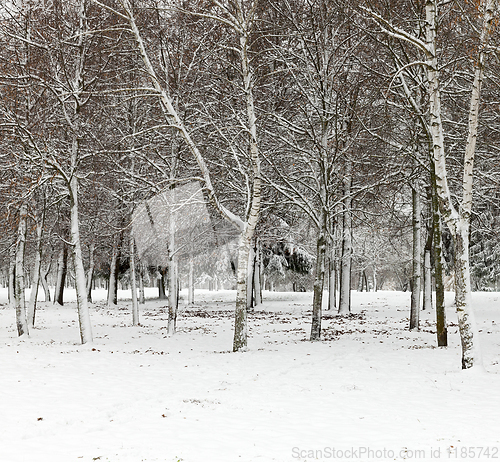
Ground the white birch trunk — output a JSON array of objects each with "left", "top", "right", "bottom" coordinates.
[
  {"left": 454, "top": 221, "right": 481, "bottom": 368},
  {"left": 70, "top": 142, "right": 93, "bottom": 345},
  {"left": 339, "top": 157, "right": 352, "bottom": 314},
  {"left": 234, "top": 233, "right": 251, "bottom": 350},
  {"left": 311, "top": 223, "right": 327, "bottom": 340},
  {"left": 423, "top": 250, "right": 432, "bottom": 311},
  {"left": 410, "top": 185, "right": 421, "bottom": 331},
  {"left": 424, "top": 0, "right": 496, "bottom": 368},
  {"left": 15, "top": 203, "right": 29, "bottom": 337},
  {"left": 232, "top": 0, "right": 262, "bottom": 351}
]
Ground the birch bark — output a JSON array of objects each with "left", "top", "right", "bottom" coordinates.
[
  {"left": 423, "top": 0, "right": 496, "bottom": 367},
  {"left": 410, "top": 184, "right": 421, "bottom": 331},
  {"left": 364, "top": 0, "right": 496, "bottom": 368},
  {"left": 67, "top": 0, "right": 93, "bottom": 344},
  {"left": 15, "top": 203, "right": 29, "bottom": 337},
  {"left": 70, "top": 167, "right": 93, "bottom": 344},
  {"left": 423, "top": 250, "right": 432, "bottom": 311},
  {"left": 339, "top": 157, "right": 353, "bottom": 314},
  {"left": 310, "top": 215, "right": 327, "bottom": 340}
]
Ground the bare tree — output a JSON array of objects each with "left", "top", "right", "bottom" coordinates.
[
  {"left": 362, "top": 0, "right": 498, "bottom": 368},
  {"left": 94, "top": 0, "right": 263, "bottom": 351}
]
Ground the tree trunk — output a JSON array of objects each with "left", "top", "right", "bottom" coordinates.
[
  {"left": 86, "top": 242, "right": 95, "bottom": 303},
  {"left": 423, "top": 0, "right": 494, "bottom": 367},
  {"left": 107, "top": 236, "right": 120, "bottom": 307},
  {"left": 357, "top": 271, "right": 364, "bottom": 292},
  {"left": 54, "top": 245, "right": 67, "bottom": 306},
  {"left": 328, "top": 258, "right": 337, "bottom": 311},
  {"left": 167, "top": 257, "right": 178, "bottom": 335},
  {"left": 311, "top": 214, "right": 327, "bottom": 340},
  {"left": 188, "top": 251, "right": 195, "bottom": 305},
  {"left": 232, "top": 1, "right": 262, "bottom": 351},
  {"left": 9, "top": 244, "right": 15, "bottom": 306},
  {"left": 41, "top": 262, "right": 51, "bottom": 303},
  {"left": 120, "top": 0, "right": 261, "bottom": 352},
  {"left": 70, "top": 152, "right": 93, "bottom": 344},
  {"left": 233, "top": 233, "right": 252, "bottom": 351},
  {"left": 246, "top": 245, "right": 255, "bottom": 310},
  {"left": 423, "top": 250, "right": 432, "bottom": 311},
  {"left": 27, "top": 218, "right": 43, "bottom": 326},
  {"left": 15, "top": 203, "right": 29, "bottom": 337},
  {"left": 254, "top": 243, "right": 262, "bottom": 306},
  {"left": 139, "top": 263, "right": 145, "bottom": 304},
  {"left": 339, "top": 157, "right": 352, "bottom": 314},
  {"left": 158, "top": 268, "right": 167, "bottom": 299},
  {"left": 431, "top": 161, "right": 447, "bottom": 346},
  {"left": 453, "top": 223, "right": 481, "bottom": 368},
  {"left": 410, "top": 185, "right": 421, "bottom": 331},
  {"left": 130, "top": 237, "right": 139, "bottom": 326}
]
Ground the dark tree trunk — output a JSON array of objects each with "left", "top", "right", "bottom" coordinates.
[
  {"left": 139, "top": 263, "right": 145, "bottom": 304},
  {"left": 410, "top": 185, "right": 421, "bottom": 331},
  {"left": 54, "top": 245, "right": 68, "bottom": 306},
  {"left": 431, "top": 161, "right": 447, "bottom": 346},
  {"left": 41, "top": 262, "right": 51, "bottom": 302},
  {"left": 158, "top": 267, "right": 167, "bottom": 299},
  {"left": 86, "top": 242, "right": 95, "bottom": 303},
  {"left": 107, "top": 236, "right": 121, "bottom": 306},
  {"left": 130, "top": 238, "right": 139, "bottom": 326}
]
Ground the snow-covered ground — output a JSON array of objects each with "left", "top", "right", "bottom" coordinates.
[{"left": 1, "top": 288, "right": 499, "bottom": 462}]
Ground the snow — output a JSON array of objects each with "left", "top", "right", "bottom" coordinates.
[{"left": 1, "top": 288, "right": 500, "bottom": 462}]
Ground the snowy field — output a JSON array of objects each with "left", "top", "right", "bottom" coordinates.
[{"left": 1, "top": 288, "right": 500, "bottom": 462}]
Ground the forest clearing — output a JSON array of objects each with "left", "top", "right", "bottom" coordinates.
[{"left": 1, "top": 288, "right": 499, "bottom": 462}]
